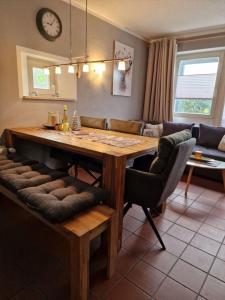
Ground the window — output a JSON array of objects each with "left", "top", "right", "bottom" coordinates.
[
  {"left": 16, "top": 46, "right": 77, "bottom": 101},
  {"left": 174, "top": 51, "right": 224, "bottom": 117},
  {"left": 27, "top": 56, "right": 56, "bottom": 96},
  {"left": 32, "top": 67, "right": 50, "bottom": 90}
]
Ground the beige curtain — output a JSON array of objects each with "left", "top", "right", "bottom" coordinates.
[{"left": 143, "top": 38, "right": 177, "bottom": 123}]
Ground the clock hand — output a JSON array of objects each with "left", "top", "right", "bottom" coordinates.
[{"left": 50, "top": 19, "right": 56, "bottom": 25}]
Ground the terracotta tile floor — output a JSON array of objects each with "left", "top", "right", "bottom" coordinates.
[{"left": 1, "top": 172, "right": 225, "bottom": 299}]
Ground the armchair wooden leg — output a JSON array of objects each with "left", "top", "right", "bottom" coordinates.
[{"left": 142, "top": 206, "right": 166, "bottom": 250}]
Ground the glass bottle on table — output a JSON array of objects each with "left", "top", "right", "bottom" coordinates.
[{"left": 62, "top": 105, "right": 70, "bottom": 131}]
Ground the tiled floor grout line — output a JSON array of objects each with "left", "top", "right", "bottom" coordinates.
[
  {"left": 93, "top": 230, "right": 154, "bottom": 300},
  {"left": 104, "top": 185, "right": 225, "bottom": 300},
  {"left": 151, "top": 228, "right": 195, "bottom": 298},
  {"left": 147, "top": 191, "right": 225, "bottom": 298},
  {"left": 170, "top": 188, "right": 225, "bottom": 299},
  {"left": 126, "top": 201, "right": 225, "bottom": 260},
  {"left": 196, "top": 223, "right": 225, "bottom": 299},
  {"left": 155, "top": 193, "right": 214, "bottom": 297},
  {"left": 102, "top": 190, "right": 225, "bottom": 300},
  {"left": 144, "top": 191, "right": 206, "bottom": 298}
]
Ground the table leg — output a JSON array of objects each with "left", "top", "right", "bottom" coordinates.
[
  {"left": 185, "top": 166, "right": 194, "bottom": 197},
  {"left": 70, "top": 234, "right": 89, "bottom": 300},
  {"left": 102, "top": 154, "right": 127, "bottom": 250}
]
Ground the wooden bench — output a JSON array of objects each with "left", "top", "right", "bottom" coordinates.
[{"left": 0, "top": 184, "right": 117, "bottom": 300}]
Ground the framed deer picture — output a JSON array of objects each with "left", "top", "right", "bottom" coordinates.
[{"left": 113, "top": 41, "right": 134, "bottom": 97}]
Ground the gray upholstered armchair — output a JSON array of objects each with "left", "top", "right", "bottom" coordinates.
[{"left": 124, "top": 129, "right": 196, "bottom": 250}]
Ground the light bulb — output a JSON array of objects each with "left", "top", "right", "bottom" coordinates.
[
  {"left": 100, "top": 62, "right": 106, "bottom": 72},
  {"left": 118, "top": 61, "right": 126, "bottom": 71},
  {"left": 55, "top": 66, "right": 62, "bottom": 74},
  {"left": 68, "top": 65, "right": 75, "bottom": 73},
  {"left": 94, "top": 62, "right": 106, "bottom": 74},
  {"left": 82, "top": 63, "right": 89, "bottom": 73},
  {"left": 44, "top": 68, "right": 50, "bottom": 75}
]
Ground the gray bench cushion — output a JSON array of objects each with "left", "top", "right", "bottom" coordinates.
[
  {"left": 18, "top": 176, "right": 108, "bottom": 223},
  {"left": 0, "top": 163, "right": 65, "bottom": 191},
  {"left": 0, "top": 154, "right": 36, "bottom": 171}
]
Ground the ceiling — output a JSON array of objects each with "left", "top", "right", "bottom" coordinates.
[{"left": 66, "top": 0, "right": 225, "bottom": 40}]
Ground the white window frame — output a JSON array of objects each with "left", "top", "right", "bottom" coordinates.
[
  {"left": 16, "top": 46, "right": 77, "bottom": 101},
  {"left": 27, "top": 56, "right": 57, "bottom": 96},
  {"left": 174, "top": 50, "right": 225, "bottom": 120}
]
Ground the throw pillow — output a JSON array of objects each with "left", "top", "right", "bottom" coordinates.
[
  {"left": 199, "top": 124, "right": 225, "bottom": 148},
  {"left": 162, "top": 121, "right": 194, "bottom": 136},
  {"left": 150, "top": 129, "right": 192, "bottom": 174},
  {"left": 218, "top": 135, "right": 225, "bottom": 152},
  {"left": 143, "top": 123, "right": 163, "bottom": 137}
]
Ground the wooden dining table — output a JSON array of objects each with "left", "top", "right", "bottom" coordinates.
[{"left": 6, "top": 127, "right": 158, "bottom": 249}]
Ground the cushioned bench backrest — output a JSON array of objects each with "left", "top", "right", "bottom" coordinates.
[
  {"left": 80, "top": 116, "right": 107, "bottom": 130},
  {"left": 110, "top": 119, "right": 143, "bottom": 135}
]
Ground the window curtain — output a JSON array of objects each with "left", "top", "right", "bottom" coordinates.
[{"left": 143, "top": 38, "right": 177, "bottom": 123}]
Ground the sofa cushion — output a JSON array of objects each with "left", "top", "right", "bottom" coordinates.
[
  {"left": 18, "top": 176, "right": 107, "bottom": 223},
  {"left": 198, "top": 124, "right": 225, "bottom": 148},
  {"left": 193, "top": 145, "right": 225, "bottom": 162},
  {"left": 162, "top": 121, "right": 194, "bottom": 136},
  {"left": 0, "top": 163, "right": 65, "bottom": 192},
  {"left": 150, "top": 129, "right": 192, "bottom": 174},
  {"left": 110, "top": 119, "right": 143, "bottom": 135}
]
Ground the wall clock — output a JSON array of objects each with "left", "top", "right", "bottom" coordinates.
[{"left": 36, "top": 8, "right": 62, "bottom": 41}]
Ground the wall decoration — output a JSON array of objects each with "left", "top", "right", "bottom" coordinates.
[
  {"left": 113, "top": 41, "right": 134, "bottom": 97},
  {"left": 36, "top": 8, "right": 62, "bottom": 41}
]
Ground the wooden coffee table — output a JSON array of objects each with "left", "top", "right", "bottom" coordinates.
[{"left": 185, "top": 156, "right": 225, "bottom": 196}]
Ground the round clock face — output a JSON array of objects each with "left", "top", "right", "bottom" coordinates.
[{"left": 36, "top": 8, "right": 62, "bottom": 41}]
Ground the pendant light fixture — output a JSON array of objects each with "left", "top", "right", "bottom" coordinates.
[
  {"left": 55, "top": 66, "right": 62, "bottom": 74},
  {"left": 67, "top": 0, "right": 75, "bottom": 74},
  {"left": 82, "top": 0, "right": 89, "bottom": 73},
  {"left": 44, "top": 0, "right": 131, "bottom": 77}
]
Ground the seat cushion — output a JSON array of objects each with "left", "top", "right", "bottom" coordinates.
[
  {"left": 110, "top": 119, "right": 143, "bottom": 135},
  {"left": 150, "top": 129, "right": 192, "bottom": 174},
  {"left": 18, "top": 176, "right": 108, "bottom": 223},
  {"left": 198, "top": 124, "right": 225, "bottom": 148},
  {"left": 80, "top": 116, "right": 107, "bottom": 129},
  {"left": 0, "top": 163, "right": 65, "bottom": 192},
  {"left": 193, "top": 145, "right": 225, "bottom": 161},
  {"left": 0, "top": 154, "right": 36, "bottom": 171}
]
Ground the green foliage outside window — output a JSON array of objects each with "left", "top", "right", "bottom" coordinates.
[
  {"left": 174, "top": 99, "right": 212, "bottom": 115},
  {"left": 32, "top": 67, "right": 50, "bottom": 89}
]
